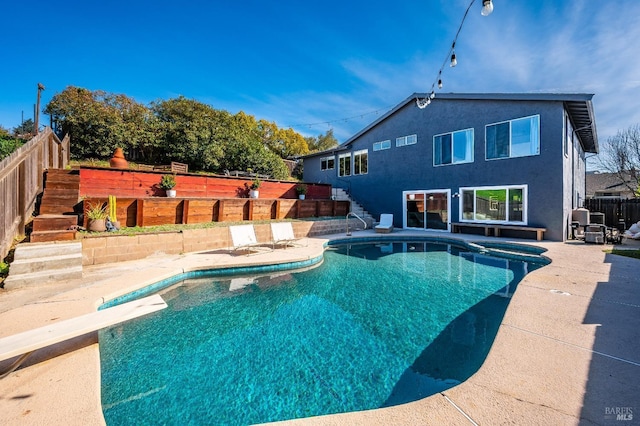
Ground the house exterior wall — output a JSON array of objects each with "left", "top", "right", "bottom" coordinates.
[
  {"left": 304, "top": 96, "right": 591, "bottom": 241},
  {"left": 563, "top": 112, "right": 588, "bottom": 238}
]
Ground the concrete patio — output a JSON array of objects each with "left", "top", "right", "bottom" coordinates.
[{"left": 0, "top": 230, "right": 638, "bottom": 425}]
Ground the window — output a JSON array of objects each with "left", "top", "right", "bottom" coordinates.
[
  {"left": 373, "top": 140, "right": 391, "bottom": 151},
  {"left": 338, "top": 153, "right": 351, "bottom": 177},
  {"left": 320, "top": 156, "right": 335, "bottom": 171},
  {"left": 433, "top": 128, "right": 474, "bottom": 166},
  {"left": 564, "top": 114, "right": 573, "bottom": 157},
  {"left": 396, "top": 134, "right": 417, "bottom": 147},
  {"left": 354, "top": 149, "right": 368, "bottom": 175},
  {"left": 486, "top": 115, "right": 539, "bottom": 159},
  {"left": 460, "top": 185, "right": 526, "bottom": 223}
]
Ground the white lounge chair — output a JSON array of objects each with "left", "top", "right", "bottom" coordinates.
[
  {"left": 229, "top": 225, "right": 271, "bottom": 255},
  {"left": 271, "top": 222, "right": 303, "bottom": 248},
  {"left": 375, "top": 214, "right": 394, "bottom": 233}
]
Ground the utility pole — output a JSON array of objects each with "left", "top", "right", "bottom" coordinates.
[{"left": 34, "top": 83, "right": 45, "bottom": 135}]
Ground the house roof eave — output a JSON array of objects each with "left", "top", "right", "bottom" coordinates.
[{"left": 302, "top": 92, "right": 599, "bottom": 159}]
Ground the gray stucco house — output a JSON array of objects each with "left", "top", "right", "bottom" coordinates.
[{"left": 302, "top": 93, "right": 598, "bottom": 241}]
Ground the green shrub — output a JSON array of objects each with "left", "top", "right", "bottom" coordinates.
[{"left": 0, "top": 135, "right": 23, "bottom": 160}]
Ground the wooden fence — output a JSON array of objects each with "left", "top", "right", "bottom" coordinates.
[
  {"left": 0, "top": 128, "right": 70, "bottom": 259},
  {"left": 583, "top": 198, "right": 640, "bottom": 229}
]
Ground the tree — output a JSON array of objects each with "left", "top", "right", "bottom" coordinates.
[
  {"left": 13, "top": 119, "right": 35, "bottom": 137},
  {"left": 257, "top": 119, "right": 309, "bottom": 158},
  {"left": 598, "top": 124, "right": 640, "bottom": 197},
  {"left": 305, "top": 128, "right": 339, "bottom": 153},
  {"left": 152, "top": 97, "right": 227, "bottom": 171},
  {"left": 45, "top": 86, "right": 153, "bottom": 159},
  {"left": 220, "top": 112, "right": 290, "bottom": 179},
  {"left": 43, "top": 86, "right": 305, "bottom": 178}
]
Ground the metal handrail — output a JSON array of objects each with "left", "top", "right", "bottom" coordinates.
[{"left": 346, "top": 211, "right": 367, "bottom": 236}]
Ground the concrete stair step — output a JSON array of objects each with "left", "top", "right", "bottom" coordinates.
[
  {"left": 6, "top": 241, "right": 83, "bottom": 287},
  {"left": 9, "top": 252, "right": 83, "bottom": 275},
  {"left": 32, "top": 214, "right": 79, "bottom": 231},
  {"left": 3, "top": 266, "right": 83, "bottom": 288},
  {"left": 13, "top": 241, "right": 82, "bottom": 260},
  {"left": 30, "top": 230, "right": 78, "bottom": 242}
]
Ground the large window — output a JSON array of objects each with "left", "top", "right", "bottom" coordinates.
[
  {"left": 396, "top": 134, "right": 417, "bottom": 147},
  {"left": 461, "top": 185, "right": 526, "bottom": 223},
  {"left": 353, "top": 149, "right": 368, "bottom": 175},
  {"left": 486, "top": 115, "right": 540, "bottom": 159},
  {"left": 433, "top": 128, "right": 474, "bottom": 166},
  {"left": 373, "top": 140, "right": 391, "bottom": 151},
  {"left": 338, "top": 153, "right": 351, "bottom": 176},
  {"left": 320, "top": 156, "right": 335, "bottom": 171}
]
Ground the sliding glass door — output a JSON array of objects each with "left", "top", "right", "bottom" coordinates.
[{"left": 403, "top": 190, "right": 450, "bottom": 231}]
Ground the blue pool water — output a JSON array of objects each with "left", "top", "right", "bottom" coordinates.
[{"left": 99, "top": 240, "right": 545, "bottom": 425}]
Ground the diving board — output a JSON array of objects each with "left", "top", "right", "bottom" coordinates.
[{"left": 0, "top": 294, "right": 167, "bottom": 365}]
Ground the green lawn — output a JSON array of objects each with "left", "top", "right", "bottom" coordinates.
[{"left": 606, "top": 249, "right": 640, "bottom": 260}]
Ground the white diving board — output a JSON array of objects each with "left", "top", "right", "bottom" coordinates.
[{"left": 0, "top": 294, "right": 167, "bottom": 367}]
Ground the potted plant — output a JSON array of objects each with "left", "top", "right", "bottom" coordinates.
[
  {"left": 85, "top": 201, "right": 108, "bottom": 232},
  {"left": 296, "top": 184, "right": 308, "bottom": 200},
  {"left": 249, "top": 178, "right": 261, "bottom": 199},
  {"left": 160, "top": 174, "right": 177, "bottom": 197}
]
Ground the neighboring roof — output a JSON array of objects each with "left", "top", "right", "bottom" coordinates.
[
  {"left": 302, "top": 93, "right": 598, "bottom": 159},
  {"left": 586, "top": 172, "right": 636, "bottom": 197}
]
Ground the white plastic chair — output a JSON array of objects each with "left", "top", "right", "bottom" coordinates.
[{"left": 375, "top": 214, "right": 394, "bottom": 233}]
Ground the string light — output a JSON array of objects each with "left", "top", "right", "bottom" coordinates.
[
  {"left": 416, "top": 0, "right": 494, "bottom": 109},
  {"left": 481, "top": 0, "right": 494, "bottom": 16},
  {"left": 290, "top": 1, "right": 495, "bottom": 129}
]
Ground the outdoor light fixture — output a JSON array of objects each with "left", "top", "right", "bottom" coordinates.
[
  {"left": 481, "top": 0, "right": 493, "bottom": 16},
  {"left": 450, "top": 52, "right": 457, "bottom": 67},
  {"left": 438, "top": 79, "right": 443, "bottom": 89},
  {"left": 429, "top": 91, "right": 435, "bottom": 100}
]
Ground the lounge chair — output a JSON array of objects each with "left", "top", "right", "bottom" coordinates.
[
  {"left": 375, "top": 214, "right": 394, "bottom": 234},
  {"left": 229, "top": 225, "right": 271, "bottom": 255},
  {"left": 271, "top": 222, "right": 303, "bottom": 248}
]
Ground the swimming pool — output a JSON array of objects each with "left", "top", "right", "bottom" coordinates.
[{"left": 99, "top": 238, "right": 547, "bottom": 425}]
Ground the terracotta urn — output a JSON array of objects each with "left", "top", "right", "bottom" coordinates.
[{"left": 109, "top": 147, "right": 128, "bottom": 169}]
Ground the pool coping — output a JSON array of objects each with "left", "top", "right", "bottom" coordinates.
[{"left": 0, "top": 230, "right": 638, "bottom": 425}]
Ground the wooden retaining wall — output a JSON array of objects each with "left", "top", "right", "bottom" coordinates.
[
  {"left": 79, "top": 167, "right": 331, "bottom": 199},
  {"left": 82, "top": 197, "right": 350, "bottom": 228}
]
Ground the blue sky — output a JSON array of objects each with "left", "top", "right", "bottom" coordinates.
[{"left": 2, "top": 0, "right": 640, "bottom": 159}]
